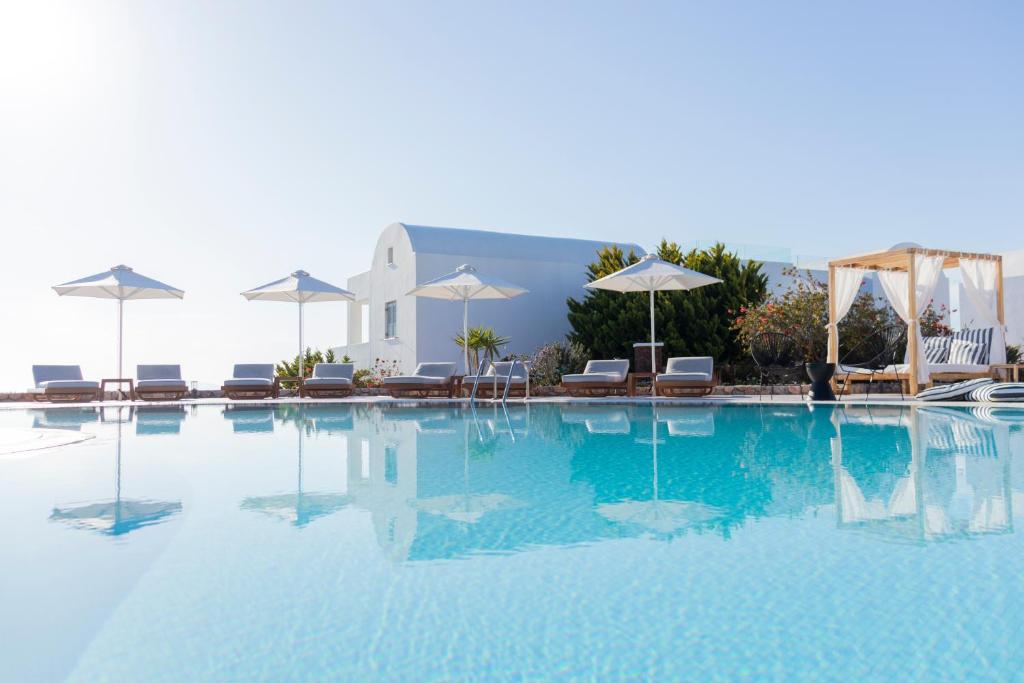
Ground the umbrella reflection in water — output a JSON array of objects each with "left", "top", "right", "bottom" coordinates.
[
  {"left": 240, "top": 406, "right": 350, "bottom": 527},
  {"left": 49, "top": 407, "right": 182, "bottom": 536}
]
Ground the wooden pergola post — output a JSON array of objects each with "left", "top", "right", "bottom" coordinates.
[
  {"left": 827, "top": 264, "right": 838, "bottom": 390},
  {"left": 907, "top": 252, "right": 920, "bottom": 395},
  {"left": 996, "top": 256, "right": 1006, "bottom": 332}
]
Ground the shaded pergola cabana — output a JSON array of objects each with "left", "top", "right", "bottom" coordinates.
[{"left": 827, "top": 247, "right": 1004, "bottom": 395}]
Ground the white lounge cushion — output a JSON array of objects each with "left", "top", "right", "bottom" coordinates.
[
  {"left": 581, "top": 360, "right": 629, "bottom": 381},
  {"left": 657, "top": 372, "right": 712, "bottom": 382},
  {"left": 136, "top": 379, "right": 187, "bottom": 389},
  {"left": 303, "top": 376, "right": 352, "bottom": 387},
  {"left": 464, "top": 375, "right": 525, "bottom": 385},
  {"left": 312, "top": 363, "right": 354, "bottom": 381},
  {"left": 383, "top": 375, "right": 449, "bottom": 385},
  {"left": 231, "top": 364, "right": 275, "bottom": 381},
  {"left": 38, "top": 380, "right": 100, "bottom": 390},
  {"left": 665, "top": 356, "right": 713, "bottom": 376},
  {"left": 486, "top": 361, "right": 528, "bottom": 379},
  {"left": 967, "top": 382, "right": 1024, "bottom": 402},
  {"left": 137, "top": 364, "right": 183, "bottom": 381},
  {"left": 562, "top": 373, "right": 625, "bottom": 384},
  {"left": 32, "top": 365, "right": 86, "bottom": 387},
  {"left": 412, "top": 362, "right": 457, "bottom": 379},
  {"left": 916, "top": 378, "right": 993, "bottom": 401},
  {"left": 223, "top": 377, "right": 274, "bottom": 387}
]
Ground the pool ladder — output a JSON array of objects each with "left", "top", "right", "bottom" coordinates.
[{"left": 468, "top": 359, "right": 530, "bottom": 405}]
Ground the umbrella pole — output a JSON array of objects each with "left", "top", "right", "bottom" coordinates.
[
  {"left": 117, "top": 298, "right": 124, "bottom": 379},
  {"left": 649, "top": 288, "right": 656, "bottom": 376},
  {"left": 463, "top": 297, "right": 470, "bottom": 375},
  {"left": 298, "top": 301, "right": 304, "bottom": 381}
]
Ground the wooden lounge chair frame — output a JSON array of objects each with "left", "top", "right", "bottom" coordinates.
[
  {"left": 387, "top": 377, "right": 462, "bottom": 399},
  {"left": 299, "top": 381, "right": 354, "bottom": 399},
  {"left": 655, "top": 371, "right": 719, "bottom": 397},
  {"left": 221, "top": 378, "right": 281, "bottom": 401},
  {"left": 561, "top": 379, "right": 630, "bottom": 397},
  {"left": 136, "top": 385, "right": 189, "bottom": 401},
  {"left": 32, "top": 387, "right": 103, "bottom": 403}
]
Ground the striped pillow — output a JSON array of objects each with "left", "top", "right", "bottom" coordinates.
[
  {"left": 948, "top": 339, "right": 986, "bottom": 365},
  {"left": 967, "top": 382, "right": 1024, "bottom": 402},
  {"left": 916, "top": 377, "right": 993, "bottom": 401},
  {"left": 950, "top": 328, "right": 993, "bottom": 364},
  {"left": 922, "top": 336, "right": 950, "bottom": 364}
]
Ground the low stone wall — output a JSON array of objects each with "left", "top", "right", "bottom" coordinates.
[{"left": 3, "top": 384, "right": 812, "bottom": 401}]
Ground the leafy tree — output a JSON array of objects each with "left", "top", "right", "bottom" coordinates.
[
  {"left": 276, "top": 347, "right": 342, "bottom": 386},
  {"left": 455, "top": 325, "right": 509, "bottom": 371},
  {"left": 566, "top": 241, "right": 768, "bottom": 364}
]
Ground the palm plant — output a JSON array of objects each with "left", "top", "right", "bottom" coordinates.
[
  {"left": 276, "top": 347, "right": 344, "bottom": 387},
  {"left": 455, "top": 326, "right": 510, "bottom": 371}
]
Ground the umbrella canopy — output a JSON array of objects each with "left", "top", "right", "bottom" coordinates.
[
  {"left": 53, "top": 265, "right": 184, "bottom": 379},
  {"left": 407, "top": 264, "right": 528, "bottom": 373},
  {"left": 241, "top": 270, "right": 355, "bottom": 379},
  {"left": 584, "top": 254, "right": 722, "bottom": 374}
]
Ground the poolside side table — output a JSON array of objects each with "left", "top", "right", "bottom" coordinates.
[
  {"left": 991, "top": 364, "right": 1024, "bottom": 382},
  {"left": 101, "top": 378, "right": 135, "bottom": 401},
  {"left": 628, "top": 372, "right": 656, "bottom": 397}
]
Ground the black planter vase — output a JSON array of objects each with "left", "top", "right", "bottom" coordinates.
[{"left": 804, "top": 362, "right": 836, "bottom": 402}]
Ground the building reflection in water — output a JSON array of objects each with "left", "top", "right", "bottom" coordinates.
[{"left": 208, "top": 402, "right": 1024, "bottom": 559}]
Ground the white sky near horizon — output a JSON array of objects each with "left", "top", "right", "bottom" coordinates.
[{"left": 1, "top": 1, "right": 1022, "bottom": 390}]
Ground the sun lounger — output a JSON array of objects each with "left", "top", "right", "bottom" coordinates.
[
  {"left": 655, "top": 357, "right": 717, "bottom": 397},
  {"left": 462, "top": 361, "right": 529, "bottom": 398},
  {"left": 29, "top": 365, "right": 102, "bottom": 403},
  {"left": 299, "top": 363, "right": 355, "bottom": 398},
  {"left": 221, "top": 364, "right": 279, "bottom": 400},
  {"left": 383, "top": 362, "right": 460, "bottom": 398},
  {"left": 135, "top": 364, "right": 189, "bottom": 401},
  {"left": 561, "top": 360, "right": 630, "bottom": 397}
]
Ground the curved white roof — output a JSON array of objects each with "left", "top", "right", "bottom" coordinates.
[{"left": 397, "top": 223, "right": 645, "bottom": 264}]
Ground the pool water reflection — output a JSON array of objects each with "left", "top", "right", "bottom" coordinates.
[{"left": 1, "top": 402, "right": 1023, "bottom": 681}]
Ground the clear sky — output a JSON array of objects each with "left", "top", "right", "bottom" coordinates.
[{"left": 1, "top": 1, "right": 1022, "bottom": 389}]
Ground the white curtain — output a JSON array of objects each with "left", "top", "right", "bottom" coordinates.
[
  {"left": 828, "top": 267, "right": 866, "bottom": 360},
  {"left": 877, "top": 254, "right": 946, "bottom": 383},
  {"left": 959, "top": 258, "right": 1006, "bottom": 364}
]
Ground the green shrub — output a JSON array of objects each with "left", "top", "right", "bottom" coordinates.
[
  {"left": 529, "top": 341, "right": 589, "bottom": 386},
  {"left": 567, "top": 241, "right": 767, "bottom": 365}
]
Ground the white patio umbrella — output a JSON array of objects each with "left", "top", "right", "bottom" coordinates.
[
  {"left": 53, "top": 265, "right": 184, "bottom": 379},
  {"left": 241, "top": 270, "right": 355, "bottom": 379},
  {"left": 407, "top": 264, "right": 528, "bottom": 374},
  {"left": 584, "top": 254, "right": 722, "bottom": 374}
]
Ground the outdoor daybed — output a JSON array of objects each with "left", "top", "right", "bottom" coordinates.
[
  {"left": 383, "top": 362, "right": 461, "bottom": 398},
  {"left": 221, "top": 364, "right": 279, "bottom": 400},
  {"left": 561, "top": 360, "right": 630, "bottom": 397},
  {"left": 462, "top": 361, "right": 529, "bottom": 398},
  {"left": 29, "top": 365, "right": 102, "bottom": 403},
  {"left": 135, "top": 364, "right": 189, "bottom": 401},
  {"left": 300, "top": 363, "right": 354, "bottom": 398},
  {"left": 655, "top": 357, "right": 718, "bottom": 397}
]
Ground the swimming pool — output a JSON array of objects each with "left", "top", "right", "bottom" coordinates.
[{"left": 2, "top": 402, "right": 1023, "bottom": 681}]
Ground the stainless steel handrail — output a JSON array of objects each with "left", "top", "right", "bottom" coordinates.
[
  {"left": 500, "top": 359, "right": 529, "bottom": 403},
  {"left": 469, "top": 358, "right": 487, "bottom": 402}
]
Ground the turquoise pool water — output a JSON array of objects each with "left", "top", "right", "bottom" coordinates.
[{"left": 1, "top": 402, "right": 1023, "bottom": 681}]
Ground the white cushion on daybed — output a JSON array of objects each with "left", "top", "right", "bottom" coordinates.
[
  {"left": 383, "top": 375, "right": 448, "bottom": 385},
  {"left": 311, "top": 363, "right": 354, "bottom": 380},
  {"left": 562, "top": 373, "right": 624, "bottom": 384},
  {"left": 303, "top": 376, "right": 352, "bottom": 387},
  {"left": 656, "top": 372, "right": 713, "bottom": 382},
  {"left": 967, "top": 382, "right": 1024, "bottom": 402},
  {"left": 38, "top": 380, "right": 101, "bottom": 390},
  {"left": 223, "top": 377, "right": 274, "bottom": 387},
  {"left": 915, "top": 378, "right": 993, "bottom": 401},
  {"left": 136, "top": 379, "right": 187, "bottom": 389}
]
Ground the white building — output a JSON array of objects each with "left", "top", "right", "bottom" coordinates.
[
  {"left": 334, "top": 225, "right": 973, "bottom": 372},
  {"left": 334, "top": 223, "right": 643, "bottom": 372}
]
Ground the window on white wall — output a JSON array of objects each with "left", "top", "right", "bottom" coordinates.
[
  {"left": 384, "top": 300, "right": 397, "bottom": 338},
  {"left": 386, "top": 247, "right": 394, "bottom": 266}
]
